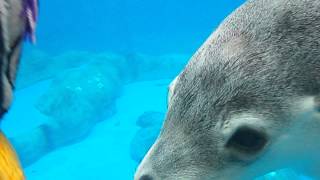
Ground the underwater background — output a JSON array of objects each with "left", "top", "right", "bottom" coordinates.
[{"left": 0, "top": 0, "right": 315, "bottom": 179}]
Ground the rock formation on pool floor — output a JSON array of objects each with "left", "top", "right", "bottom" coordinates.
[{"left": 9, "top": 48, "right": 188, "bottom": 167}]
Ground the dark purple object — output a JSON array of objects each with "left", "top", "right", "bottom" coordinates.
[{"left": 22, "top": 0, "right": 39, "bottom": 42}]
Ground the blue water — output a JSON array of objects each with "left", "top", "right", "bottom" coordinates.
[
  {"left": 33, "top": 0, "right": 245, "bottom": 55},
  {"left": 1, "top": 0, "right": 316, "bottom": 179}
]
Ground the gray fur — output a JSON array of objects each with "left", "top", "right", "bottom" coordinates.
[
  {"left": 0, "top": 0, "right": 24, "bottom": 118},
  {"left": 135, "top": 0, "right": 320, "bottom": 179}
]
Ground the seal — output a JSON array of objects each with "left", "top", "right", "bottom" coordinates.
[
  {"left": 135, "top": 0, "right": 320, "bottom": 179},
  {"left": 0, "top": 0, "right": 38, "bottom": 179}
]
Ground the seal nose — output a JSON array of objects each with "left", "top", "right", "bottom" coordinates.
[
  {"left": 135, "top": 142, "right": 158, "bottom": 180},
  {"left": 139, "top": 174, "right": 154, "bottom": 180}
]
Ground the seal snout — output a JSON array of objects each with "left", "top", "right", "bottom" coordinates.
[
  {"left": 135, "top": 159, "right": 157, "bottom": 180},
  {"left": 135, "top": 167, "right": 156, "bottom": 180},
  {"left": 138, "top": 174, "right": 154, "bottom": 180}
]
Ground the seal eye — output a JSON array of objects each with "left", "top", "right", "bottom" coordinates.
[{"left": 226, "top": 127, "right": 267, "bottom": 153}]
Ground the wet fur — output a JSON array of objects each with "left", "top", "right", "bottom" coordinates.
[{"left": 136, "top": 0, "right": 320, "bottom": 179}]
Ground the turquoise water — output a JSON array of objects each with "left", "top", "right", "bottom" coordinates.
[{"left": 0, "top": 0, "right": 316, "bottom": 179}]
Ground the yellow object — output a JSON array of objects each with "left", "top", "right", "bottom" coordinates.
[{"left": 0, "top": 131, "right": 24, "bottom": 180}]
